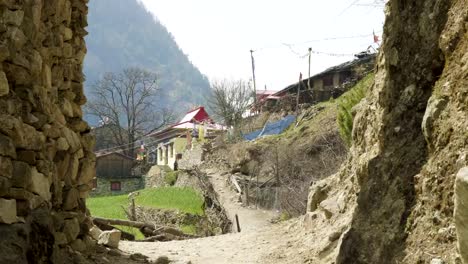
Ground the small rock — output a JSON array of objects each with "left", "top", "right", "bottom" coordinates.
[
  {"left": 89, "top": 226, "right": 103, "bottom": 240},
  {"left": 455, "top": 167, "right": 468, "bottom": 264},
  {"left": 56, "top": 137, "right": 69, "bottom": 151},
  {"left": 63, "top": 187, "right": 79, "bottom": 210},
  {"left": 0, "top": 198, "right": 17, "bottom": 224},
  {"left": 12, "top": 161, "right": 32, "bottom": 188},
  {"left": 63, "top": 218, "right": 80, "bottom": 242},
  {"left": 3, "top": 9, "right": 24, "bottom": 26},
  {"left": 0, "top": 134, "right": 16, "bottom": 158},
  {"left": 70, "top": 239, "right": 86, "bottom": 252},
  {"left": 328, "top": 231, "right": 342, "bottom": 242},
  {"left": 98, "top": 229, "right": 121, "bottom": 249},
  {"left": 54, "top": 232, "right": 67, "bottom": 245},
  {"left": 28, "top": 167, "right": 51, "bottom": 200},
  {"left": 0, "top": 71, "right": 9, "bottom": 97},
  {"left": 155, "top": 256, "right": 170, "bottom": 264},
  {"left": 130, "top": 253, "right": 148, "bottom": 261},
  {"left": 430, "top": 258, "right": 444, "bottom": 264},
  {"left": 107, "top": 248, "right": 122, "bottom": 256},
  {"left": 0, "top": 156, "right": 13, "bottom": 178},
  {"left": 95, "top": 244, "right": 107, "bottom": 254}
]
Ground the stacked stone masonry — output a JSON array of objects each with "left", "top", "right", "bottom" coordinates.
[{"left": 0, "top": 0, "right": 95, "bottom": 263}]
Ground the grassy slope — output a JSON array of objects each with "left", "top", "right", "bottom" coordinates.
[{"left": 87, "top": 187, "right": 204, "bottom": 238}]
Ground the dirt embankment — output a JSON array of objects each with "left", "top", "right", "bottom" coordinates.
[
  {"left": 288, "top": 1, "right": 468, "bottom": 263},
  {"left": 207, "top": 102, "right": 348, "bottom": 216}
]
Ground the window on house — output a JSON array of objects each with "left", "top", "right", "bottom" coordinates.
[
  {"left": 170, "top": 144, "right": 174, "bottom": 158},
  {"left": 110, "top": 181, "right": 121, "bottom": 191},
  {"left": 323, "top": 75, "right": 333, "bottom": 86},
  {"left": 159, "top": 148, "right": 163, "bottom": 161}
]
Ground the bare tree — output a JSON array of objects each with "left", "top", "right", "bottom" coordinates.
[
  {"left": 86, "top": 67, "right": 174, "bottom": 157},
  {"left": 208, "top": 79, "right": 253, "bottom": 130}
]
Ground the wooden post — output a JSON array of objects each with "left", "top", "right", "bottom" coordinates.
[
  {"left": 244, "top": 182, "right": 249, "bottom": 206},
  {"left": 235, "top": 214, "right": 241, "bottom": 232},
  {"left": 131, "top": 197, "right": 136, "bottom": 221}
]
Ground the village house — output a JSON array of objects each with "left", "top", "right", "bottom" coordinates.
[
  {"left": 147, "top": 106, "right": 225, "bottom": 170},
  {"left": 91, "top": 152, "right": 144, "bottom": 196},
  {"left": 253, "top": 52, "right": 376, "bottom": 112}
]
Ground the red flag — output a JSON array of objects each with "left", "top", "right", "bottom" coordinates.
[{"left": 373, "top": 30, "right": 380, "bottom": 43}]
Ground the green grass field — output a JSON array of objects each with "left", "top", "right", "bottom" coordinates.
[{"left": 87, "top": 187, "right": 204, "bottom": 239}]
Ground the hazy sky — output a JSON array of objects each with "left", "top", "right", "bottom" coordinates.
[{"left": 139, "top": 0, "right": 385, "bottom": 90}]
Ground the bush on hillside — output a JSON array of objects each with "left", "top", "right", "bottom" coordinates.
[
  {"left": 337, "top": 74, "right": 374, "bottom": 147},
  {"left": 164, "top": 171, "right": 179, "bottom": 186}
]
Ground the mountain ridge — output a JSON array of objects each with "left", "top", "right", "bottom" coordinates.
[{"left": 84, "top": 0, "right": 211, "bottom": 124}]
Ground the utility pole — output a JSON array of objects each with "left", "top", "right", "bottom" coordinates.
[
  {"left": 250, "top": 50, "right": 257, "bottom": 109},
  {"left": 296, "top": 72, "right": 302, "bottom": 115},
  {"left": 307, "top": 47, "right": 312, "bottom": 90}
]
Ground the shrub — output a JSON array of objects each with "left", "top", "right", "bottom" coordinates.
[
  {"left": 337, "top": 73, "right": 374, "bottom": 147},
  {"left": 164, "top": 171, "right": 179, "bottom": 186}
]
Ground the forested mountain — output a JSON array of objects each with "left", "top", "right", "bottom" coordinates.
[{"left": 84, "top": 0, "right": 211, "bottom": 124}]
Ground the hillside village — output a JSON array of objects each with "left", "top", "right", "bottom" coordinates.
[{"left": 0, "top": 1, "right": 467, "bottom": 264}]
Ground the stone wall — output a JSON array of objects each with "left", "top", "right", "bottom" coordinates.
[
  {"left": 92, "top": 177, "right": 144, "bottom": 197},
  {"left": 0, "top": 1, "right": 95, "bottom": 262}
]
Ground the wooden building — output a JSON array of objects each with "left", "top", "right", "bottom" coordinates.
[
  {"left": 92, "top": 152, "right": 143, "bottom": 196},
  {"left": 253, "top": 53, "right": 376, "bottom": 112}
]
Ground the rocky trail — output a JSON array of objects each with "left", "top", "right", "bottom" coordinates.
[{"left": 119, "top": 168, "right": 298, "bottom": 264}]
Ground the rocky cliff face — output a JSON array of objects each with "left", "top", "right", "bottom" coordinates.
[
  {"left": 0, "top": 0, "right": 96, "bottom": 262},
  {"left": 327, "top": 0, "right": 467, "bottom": 263}
]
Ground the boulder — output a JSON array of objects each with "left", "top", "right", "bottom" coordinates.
[
  {"left": 0, "top": 198, "right": 17, "bottom": 224},
  {"left": 455, "top": 167, "right": 468, "bottom": 264},
  {"left": 98, "top": 229, "right": 121, "bottom": 249}
]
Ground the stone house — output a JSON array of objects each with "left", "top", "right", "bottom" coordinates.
[{"left": 91, "top": 152, "right": 143, "bottom": 196}]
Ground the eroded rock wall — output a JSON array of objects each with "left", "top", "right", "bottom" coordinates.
[
  {"left": 0, "top": 0, "right": 95, "bottom": 263},
  {"left": 333, "top": 0, "right": 467, "bottom": 263}
]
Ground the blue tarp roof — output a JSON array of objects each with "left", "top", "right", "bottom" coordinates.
[{"left": 243, "top": 115, "right": 296, "bottom": 141}]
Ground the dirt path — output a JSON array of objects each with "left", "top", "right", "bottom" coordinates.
[
  {"left": 119, "top": 169, "right": 290, "bottom": 263},
  {"left": 204, "top": 168, "right": 278, "bottom": 232}
]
